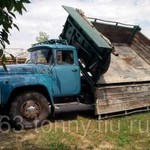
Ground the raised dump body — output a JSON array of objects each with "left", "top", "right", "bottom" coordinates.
[
  {"left": 91, "top": 19, "right": 150, "bottom": 84},
  {"left": 61, "top": 6, "right": 150, "bottom": 118},
  {"left": 91, "top": 19, "right": 150, "bottom": 118}
]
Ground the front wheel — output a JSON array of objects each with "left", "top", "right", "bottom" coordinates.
[{"left": 9, "top": 91, "right": 50, "bottom": 129}]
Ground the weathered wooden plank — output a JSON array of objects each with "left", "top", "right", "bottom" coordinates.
[
  {"left": 97, "top": 44, "right": 150, "bottom": 84},
  {"left": 92, "top": 22, "right": 133, "bottom": 44},
  {"left": 95, "top": 84, "right": 150, "bottom": 97},
  {"left": 97, "top": 96, "right": 150, "bottom": 106},
  {"left": 131, "top": 34, "right": 150, "bottom": 64},
  {"left": 96, "top": 99, "right": 150, "bottom": 114},
  {"left": 96, "top": 90, "right": 149, "bottom": 102},
  {"left": 0, "top": 57, "right": 26, "bottom": 65},
  {"left": 96, "top": 98, "right": 150, "bottom": 114},
  {"left": 95, "top": 83, "right": 150, "bottom": 115}
]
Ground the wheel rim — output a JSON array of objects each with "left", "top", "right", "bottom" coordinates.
[{"left": 21, "top": 100, "right": 41, "bottom": 120}]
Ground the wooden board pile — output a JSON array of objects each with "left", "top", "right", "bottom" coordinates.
[{"left": 0, "top": 57, "right": 26, "bottom": 65}]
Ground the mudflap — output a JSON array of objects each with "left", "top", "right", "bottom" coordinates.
[{"left": 95, "top": 82, "right": 150, "bottom": 119}]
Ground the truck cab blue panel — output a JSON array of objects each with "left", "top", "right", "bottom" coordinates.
[{"left": 0, "top": 42, "right": 81, "bottom": 105}]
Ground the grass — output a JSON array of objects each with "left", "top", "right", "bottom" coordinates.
[{"left": 1, "top": 109, "right": 150, "bottom": 149}]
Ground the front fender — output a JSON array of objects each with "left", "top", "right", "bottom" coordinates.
[{"left": 0, "top": 74, "right": 53, "bottom": 105}]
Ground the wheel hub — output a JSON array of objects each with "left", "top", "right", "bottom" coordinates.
[{"left": 22, "top": 100, "right": 40, "bottom": 119}]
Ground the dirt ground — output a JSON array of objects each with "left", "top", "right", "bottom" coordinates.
[{"left": 1, "top": 104, "right": 150, "bottom": 150}]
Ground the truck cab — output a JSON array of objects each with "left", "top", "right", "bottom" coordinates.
[
  {"left": 27, "top": 40, "right": 80, "bottom": 97},
  {"left": 0, "top": 39, "right": 80, "bottom": 128}
]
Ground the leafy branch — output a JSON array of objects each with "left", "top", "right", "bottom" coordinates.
[{"left": 0, "top": 0, "right": 30, "bottom": 71}]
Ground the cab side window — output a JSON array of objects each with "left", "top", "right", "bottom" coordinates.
[{"left": 57, "top": 50, "right": 74, "bottom": 65}]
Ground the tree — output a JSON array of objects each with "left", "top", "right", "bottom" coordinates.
[
  {"left": 0, "top": 0, "right": 30, "bottom": 70},
  {"left": 36, "top": 31, "right": 49, "bottom": 43}
]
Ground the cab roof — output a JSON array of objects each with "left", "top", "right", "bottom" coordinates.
[{"left": 28, "top": 39, "right": 76, "bottom": 52}]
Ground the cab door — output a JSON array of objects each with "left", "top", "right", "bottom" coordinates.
[{"left": 52, "top": 50, "right": 80, "bottom": 96}]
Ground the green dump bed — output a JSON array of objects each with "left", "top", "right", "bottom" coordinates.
[{"left": 60, "top": 6, "right": 112, "bottom": 86}]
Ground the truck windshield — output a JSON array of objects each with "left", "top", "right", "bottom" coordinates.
[{"left": 26, "top": 49, "right": 53, "bottom": 64}]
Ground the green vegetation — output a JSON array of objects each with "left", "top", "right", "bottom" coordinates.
[
  {"left": 0, "top": 0, "right": 30, "bottom": 70},
  {"left": 1, "top": 111, "right": 150, "bottom": 149},
  {"left": 0, "top": 0, "right": 30, "bottom": 49},
  {"left": 36, "top": 31, "right": 49, "bottom": 43}
]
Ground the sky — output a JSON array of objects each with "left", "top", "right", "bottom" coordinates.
[{"left": 6, "top": 0, "right": 150, "bottom": 53}]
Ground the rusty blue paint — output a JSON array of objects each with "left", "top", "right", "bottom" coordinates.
[{"left": 0, "top": 43, "right": 80, "bottom": 105}]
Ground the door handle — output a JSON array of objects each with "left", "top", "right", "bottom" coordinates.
[{"left": 72, "top": 69, "right": 77, "bottom": 72}]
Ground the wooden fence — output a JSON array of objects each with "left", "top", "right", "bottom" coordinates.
[{"left": 0, "top": 57, "right": 26, "bottom": 65}]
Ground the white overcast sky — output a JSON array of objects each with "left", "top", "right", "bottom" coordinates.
[{"left": 6, "top": 0, "right": 150, "bottom": 50}]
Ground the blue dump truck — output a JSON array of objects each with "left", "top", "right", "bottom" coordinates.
[{"left": 0, "top": 6, "right": 150, "bottom": 128}]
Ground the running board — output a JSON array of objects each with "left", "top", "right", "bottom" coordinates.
[{"left": 54, "top": 101, "right": 80, "bottom": 108}]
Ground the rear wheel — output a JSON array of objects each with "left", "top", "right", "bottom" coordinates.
[{"left": 9, "top": 91, "right": 50, "bottom": 129}]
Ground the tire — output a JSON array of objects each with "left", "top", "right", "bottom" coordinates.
[
  {"left": 100, "top": 54, "right": 111, "bottom": 75},
  {"left": 9, "top": 91, "right": 50, "bottom": 129}
]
